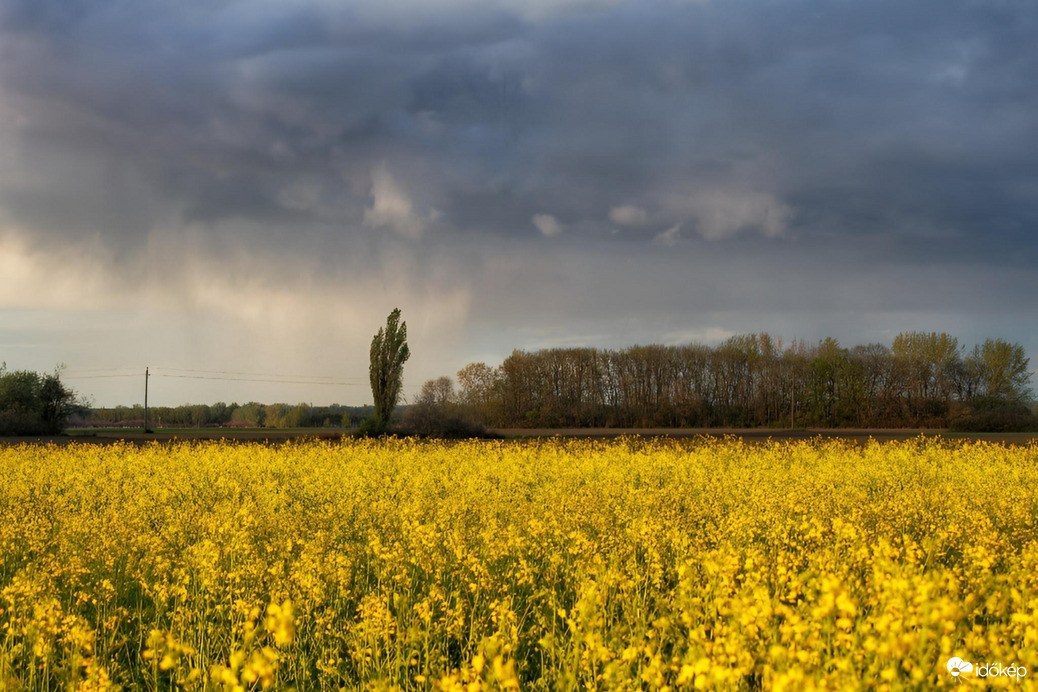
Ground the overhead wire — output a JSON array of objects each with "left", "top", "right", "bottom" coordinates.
[
  {"left": 63, "top": 373, "right": 144, "bottom": 380},
  {"left": 62, "top": 366, "right": 144, "bottom": 373},
  {"left": 151, "top": 366, "right": 364, "bottom": 381},
  {"left": 154, "top": 373, "right": 363, "bottom": 386},
  {"left": 61, "top": 367, "right": 421, "bottom": 388}
]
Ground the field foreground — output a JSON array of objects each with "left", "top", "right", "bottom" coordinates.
[{"left": 1, "top": 438, "right": 1036, "bottom": 690}]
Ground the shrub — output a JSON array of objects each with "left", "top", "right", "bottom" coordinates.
[
  {"left": 402, "top": 405, "right": 487, "bottom": 438},
  {"left": 356, "top": 415, "right": 389, "bottom": 437},
  {"left": 948, "top": 401, "right": 1038, "bottom": 432}
]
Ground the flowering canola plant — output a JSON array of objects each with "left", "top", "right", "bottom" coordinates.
[{"left": 1, "top": 437, "right": 1036, "bottom": 690}]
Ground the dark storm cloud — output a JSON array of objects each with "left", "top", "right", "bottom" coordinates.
[
  {"left": 0, "top": 0, "right": 1036, "bottom": 262},
  {"left": 4, "top": 0, "right": 1038, "bottom": 407}
]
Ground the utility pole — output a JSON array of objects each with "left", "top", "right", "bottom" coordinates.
[{"left": 144, "top": 367, "right": 150, "bottom": 433}]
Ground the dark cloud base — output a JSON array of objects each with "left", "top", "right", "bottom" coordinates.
[{"left": 1, "top": 0, "right": 1036, "bottom": 405}]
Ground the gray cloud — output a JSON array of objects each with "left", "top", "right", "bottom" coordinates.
[
  {"left": 3, "top": 0, "right": 1034, "bottom": 251},
  {"left": 1, "top": 0, "right": 1036, "bottom": 403}
]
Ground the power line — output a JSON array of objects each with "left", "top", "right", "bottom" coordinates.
[
  {"left": 62, "top": 367, "right": 420, "bottom": 388},
  {"left": 63, "top": 366, "right": 144, "bottom": 374},
  {"left": 151, "top": 366, "right": 364, "bottom": 381},
  {"left": 64, "top": 374, "right": 143, "bottom": 380},
  {"left": 153, "top": 373, "right": 364, "bottom": 386}
]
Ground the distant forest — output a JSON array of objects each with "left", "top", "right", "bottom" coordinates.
[
  {"left": 71, "top": 331, "right": 1037, "bottom": 434},
  {"left": 83, "top": 403, "right": 372, "bottom": 429},
  {"left": 410, "top": 332, "right": 1036, "bottom": 432}
]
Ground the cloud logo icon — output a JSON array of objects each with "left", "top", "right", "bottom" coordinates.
[{"left": 947, "top": 657, "right": 974, "bottom": 677}]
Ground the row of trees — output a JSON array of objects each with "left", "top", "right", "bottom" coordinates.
[
  {"left": 0, "top": 309, "right": 409, "bottom": 435},
  {"left": 83, "top": 309, "right": 410, "bottom": 432},
  {"left": 84, "top": 402, "right": 373, "bottom": 429},
  {"left": 0, "top": 365, "right": 80, "bottom": 435},
  {"left": 412, "top": 333, "right": 1035, "bottom": 431},
  {"left": 4, "top": 317, "right": 1032, "bottom": 435}
]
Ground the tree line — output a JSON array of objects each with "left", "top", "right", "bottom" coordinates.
[
  {"left": 3, "top": 324, "right": 1033, "bottom": 436},
  {"left": 410, "top": 333, "right": 1036, "bottom": 432},
  {"left": 84, "top": 402, "right": 373, "bottom": 429}
]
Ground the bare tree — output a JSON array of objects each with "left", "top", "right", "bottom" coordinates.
[{"left": 457, "top": 362, "right": 501, "bottom": 424}]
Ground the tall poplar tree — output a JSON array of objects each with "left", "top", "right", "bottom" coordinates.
[{"left": 369, "top": 308, "right": 410, "bottom": 428}]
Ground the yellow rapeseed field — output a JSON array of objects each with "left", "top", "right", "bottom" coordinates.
[{"left": 1, "top": 437, "right": 1036, "bottom": 690}]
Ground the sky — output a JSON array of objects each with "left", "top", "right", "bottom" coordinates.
[{"left": 1, "top": 0, "right": 1036, "bottom": 407}]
